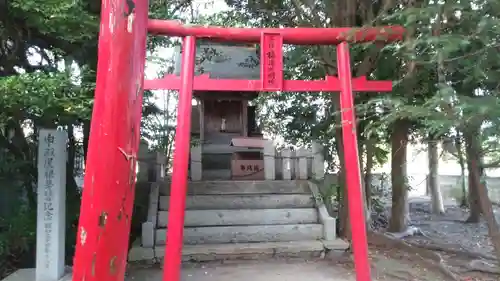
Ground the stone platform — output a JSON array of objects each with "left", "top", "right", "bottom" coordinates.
[
  {"left": 131, "top": 260, "right": 356, "bottom": 281},
  {"left": 1, "top": 269, "right": 71, "bottom": 281},
  {"left": 5, "top": 259, "right": 356, "bottom": 281}
]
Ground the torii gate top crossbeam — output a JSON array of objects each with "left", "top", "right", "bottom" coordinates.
[
  {"left": 148, "top": 20, "right": 405, "bottom": 45},
  {"left": 145, "top": 21, "right": 405, "bottom": 92}
]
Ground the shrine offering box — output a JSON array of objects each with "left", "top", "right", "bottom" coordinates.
[{"left": 231, "top": 151, "right": 264, "bottom": 180}]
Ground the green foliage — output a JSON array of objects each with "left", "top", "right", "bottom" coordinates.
[
  {"left": 0, "top": 72, "right": 94, "bottom": 125},
  {"left": 0, "top": 207, "right": 37, "bottom": 277},
  {"left": 9, "top": 0, "right": 97, "bottom": 42},
  {"left": 0, "top": 145, "right": 37, "bottom": 277}
]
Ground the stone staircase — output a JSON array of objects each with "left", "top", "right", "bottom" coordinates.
[{"left": 129, "top": 180, "right": 347, "bottom": 262}]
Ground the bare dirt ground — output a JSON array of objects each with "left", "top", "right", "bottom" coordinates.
[
  {"left": 392, "top": 198, "right": 500, "bottom": 280},
  {"left": 409, "top": 202, "right": 495, "bottom": 254},
  {"left": 334, "top": 249, "right": 445, "bottom": 281}
]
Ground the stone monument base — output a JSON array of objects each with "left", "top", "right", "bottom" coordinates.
[{"left": 2, "top": 268, "right": 72, "bottom": 281}]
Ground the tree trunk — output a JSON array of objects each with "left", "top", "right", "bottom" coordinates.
[
  {"left": 464, "top": 128, "right": 482, "bottom": 223},
  {"left": 388, "top": 119, "right": 410, "bottom": 232},
  {"left": 332, "top": 96, "right": 351, "bottom": 239},
  {"left": 364, "top": 140, "right": 375, "bottom": 227},
  {"left": 82, "top": 120, "right": 90, "bottom": 162},
  {"left": 469, "top": 152, "right": 500, "bottom": 264},
  {"left": 335, "top": 126, "right": 351, "bottom": 239},
  {"left": 429, "top": 0, "right": 445, "bottom": 213},
  {"left": 67, "top": 125, "right": 76, "bottom": 178},
  {"left": 386, "top": 0, "right": 416, "bottom": 233},
  {"left": 455, "top": 133, "right": 468, "bottom": 207},
  {"left": 7, "top": 118, "right": 38, "bottom": 208},
  {"left": 428, "top": 139, "right": 445, "bottom": 214},
  {"left": 357, "top": 142, "right": 372, "bottom": 229},
  {"left": 65, "top": 125, "right": 82, "bottom": 260}
]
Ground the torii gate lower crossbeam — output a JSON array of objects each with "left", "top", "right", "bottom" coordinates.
[{"left": 71, "top": 1, "right": 404, "bottom": 281}]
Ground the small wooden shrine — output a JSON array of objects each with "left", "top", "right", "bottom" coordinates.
[{"left": 172, "top": 41, "right": 268, "bottom": 180}]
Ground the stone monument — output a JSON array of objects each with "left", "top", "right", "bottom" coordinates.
[{"left": 36, "top": 129, "right": 67, "bottom": 281}]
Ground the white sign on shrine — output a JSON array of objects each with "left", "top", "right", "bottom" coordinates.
[{"left": 36, "top": 129, "right": 67, "bottom": 281}]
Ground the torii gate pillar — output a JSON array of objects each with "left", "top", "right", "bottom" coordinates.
[{"left": 71, "top": 1, "right": 149, "bottom": 281}]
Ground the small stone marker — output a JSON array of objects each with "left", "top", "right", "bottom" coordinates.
[
  {"left": 264, "top": 140, "right": 276, "bottom": 180},
  {"left": 312, "top": 142, "right": 325, "bottom": 180},
  {"left": 281, "top": 149, "right": 292, "bottom": 180},
  {"left": 297, "top": 148, "right": 308, "bottom": 179},
  {"left": 36, "top": 129, "right": 67, "bottom": 281}
]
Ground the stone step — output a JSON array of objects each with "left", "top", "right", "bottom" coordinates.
[
  {"left": 128, "top": 240, "right": 350, "bottom": 262},
  {"left": 155, "top": 224, "right": 323, "bottom": 245},
  {"left": 157, "top": 208, "right": 318, "bottom": 227},
  {"left": 159, "top": 194, "right": 315, "bottom": 210},
  {"left": 158, "top": 240, "right": 325, "bottom": 261},
  {"left": 160, "top": 180, "right": 309, "bottom": 196}
]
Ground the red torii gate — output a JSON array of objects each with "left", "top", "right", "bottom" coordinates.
[{"left": 71, "top": 1, "right": 404, "bottom": 281}]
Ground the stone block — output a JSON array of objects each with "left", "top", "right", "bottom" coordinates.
[
  {"left": 157, "top": 208, "right": 318, "bottom": 227},
  {"left": 141, "top": 222, "right": 155, "bottom": 248},
  {"left": 154, "top": 240, "right": 324, "bottom": 262},
  {"left": 190, "top": 145, "right": 202, "bottom": 181},
  {"left": 297, "top": 148, "right": 309, "bottom": 180},
  {"left": 155, "top": 224, "right": 323, "bottom": 245},
  {"left": 147, "top": 183, "right": 159, "bottom": 227},
  {"left": 312, "top": 142, "right": 325, "bottom": 180},
  {"left": 281, "top": 149, "right": 292, "bottom": 180},
  {"left": 322, "top": 217, "right": 336, "bottom": 241},
  {"left": 321, "top": 239, "right": 350, "bottom": 251},
  {"left": 1, "top": 268, "right": 73, "bottom": 281},
  {"left": 155, "top": 152, "right": 166, "bottom": 182},
  {"left": 307, "top": 181, "right": 337, "bottom": 241},
  {"left": 128, "top": 246, "right": 155, "bottom": 262},
  {"left": 160, "top": 180, "right": 309, "bottom": 195},
  {"left": 264, "top": 140, "right": 276, "bottom": 180},
  {"left": 159, "top": 194, "right": 315, "bottom": 210}
]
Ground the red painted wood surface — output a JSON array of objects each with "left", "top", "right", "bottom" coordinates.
[
  {"left": 144, "top": 74, "right": 393, "bottom": 92},
  {"left": 71, "top": 1, "right": 148, "bottom": 281},
  {"left": 337, "top": 42, "right": 372, "bottom": 281},
  {"left": 162, "top": 36, "right": 197, "bottom": 281},
  {"left": 261, "top": 33, "right": 283, "bottom": 91},
  {"left": 148, "top": 19, "right": 405, "bottom": 44}
]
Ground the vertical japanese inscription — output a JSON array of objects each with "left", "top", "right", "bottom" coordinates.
[
  {"left": 261, "top": 33, "right": 283, "bottom": 91},
  {"left": 43, "top": 133, "right": 55, "bottom": 269},
  {"left": 36, "top": 129, "right": 67, "bottom": 281},
  {"left": 266, "top": 38, "right": 276, "bottom": 85}
]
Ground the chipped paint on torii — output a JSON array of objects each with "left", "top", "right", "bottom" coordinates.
[{"left": 127, "top": 13, "right": 135, "bottom": 33}]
